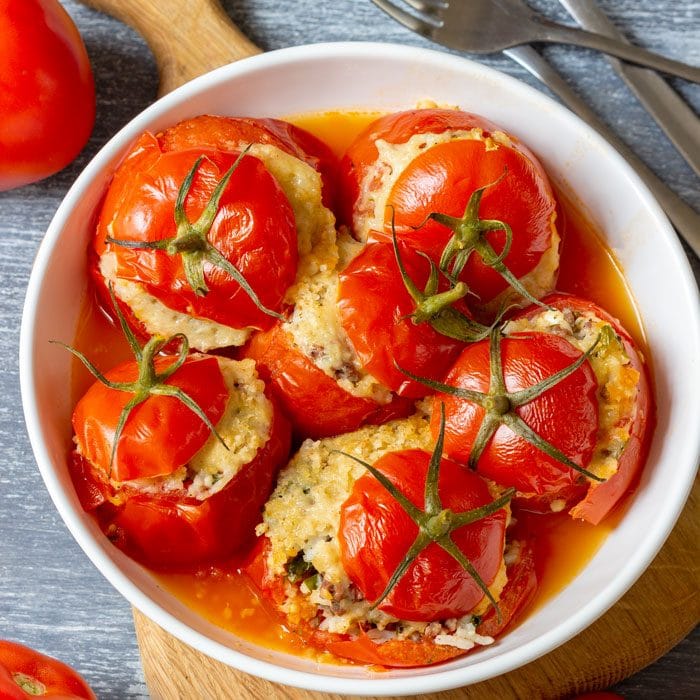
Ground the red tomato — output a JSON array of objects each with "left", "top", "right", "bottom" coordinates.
[
  {"left": 523, "top": 294, "right": 653, "bottom": 525},
  {"left": 0, "top": 640, "right": 95, "bottom": 699},
  {"left": 340, "top": 449, "right": 507, "bottom": 621},
  {"left": 433, "top": 331, "right": 599, "bottom": 502},
  {"left": 244, "top": 535, "right": 536, "bottom": 668},
  {"left": 0, "top": 0, "right": 94, "bottom": 190},
  {"left": 243, "top": 323, "right": 414, "bottom": 439},
  {"left": 338, "top": 239, "right": 472, "bottom": 398},
  {"left": 72, "top": 354, "right": 228, "bottom": 482},
  {"left": 70, "top": 393, "right": 291, "bottom": 570},
  {"left": 156, "top": 114, "right": 338, "bottom": 210},
  {"left": 94, "top": 134, "right": 297, "bottom": 333},
  {"left": 340, "top": 109, "right": 557, "bottom": 305}
]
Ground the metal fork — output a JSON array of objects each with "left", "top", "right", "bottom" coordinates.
[
  {"left": 372, "top": 0, "right": 700, "bottom": 82},
  {"left": 370, "top": 0, "right": 700, "bottom": 257}
]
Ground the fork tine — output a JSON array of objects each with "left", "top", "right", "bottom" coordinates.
[
  {"left": 370, "top": 0, "right": 440, "bottom": 36},
  {"left": 403, "top": 0, "right": 448, "bottom": 16}
]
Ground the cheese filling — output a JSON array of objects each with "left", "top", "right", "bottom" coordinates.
[
  {"left": 505, "top": 307, "right": 640, "bottom": 483},
  {"left": 258, "top": 415, "right": 508, "bottom": 650},
  {"left": 355, "top": 128, "right": 513, "bottom": 241},
  {"left": 281, "top": 233, "right": 392, "bottom": 403}
]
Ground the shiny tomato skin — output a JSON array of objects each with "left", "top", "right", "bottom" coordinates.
[
  {"left": 0, "top": 640, "right": 96, "bottom": 699},
  {"left": 244, "top": 536, "right": 536, "bottom": 668},
  {"left": 388, "top": 138, "right": 556, "bottom": 304},
  {"left": 339, "top": 109, "right": 557, "bottom": 304},
  {"left": 95, "top": 135, "right": 297, "bottom": 332},
  {"left": 156, "top": 114, "right": 338, "bottom": 210},
  {"left": 0, "top": 0, "right": 95, "bottom": 191},
  {"left": 433, "top": 333, "right": 599, "bottom": 498},
  {"left": 520, "top": 293, "right": 653, "bottom": 525},
  {"left": 72, "top": 395, "right": 291, "bottom": 570},
  {"left": 72, "top": 354, "right": 228, "bottom": 483},
  {"left": 243, "top": 323, "right": 414, "bottom": 439},
  {"left": 338, "top": 239, "right": 467, "bottom": 398},
  {"left": 340, "top": 450, "right": 507, "bottom": 621},
  {"left": 339, "top": 109, "right": 503, "bottom": 229}
]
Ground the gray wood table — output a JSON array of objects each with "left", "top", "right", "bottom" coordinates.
[{"left": 0, "top": 1, "right": 697, "bottom": 697}]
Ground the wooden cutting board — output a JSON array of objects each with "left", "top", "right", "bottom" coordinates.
[{"left": 79, "top": 1, "right": 699, "bottom": 696}]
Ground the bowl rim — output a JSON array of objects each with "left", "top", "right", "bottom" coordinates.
[{"left": 19, "top": 41, "right": 700, "bottom": 696}]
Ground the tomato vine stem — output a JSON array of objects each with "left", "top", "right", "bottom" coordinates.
[
  {"left": 335, "top": 404, "right": 514, "bottom": 621},
  {"left": 106, "top": 147, "right": 283, "bottom": 320},
  {"left": 399, "top": 326, "right": 610, "bottom": 482},
  {"left": 51, "top": 285, "right": 229, "bottom": 477}
]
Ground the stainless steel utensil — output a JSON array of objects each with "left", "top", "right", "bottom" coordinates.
[
  {"left": 560, "top": 0, "right": 700, "bottom": 178},
  {"left": 371, "top": 0, "right": 700, "bottom": 82},
  {"left": 370, "top": 0, "right": 700, "bottom": 256}
]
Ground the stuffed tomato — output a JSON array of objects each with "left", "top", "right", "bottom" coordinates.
[
  {"left": 93, "top": 115, "right": 338, "bottom": 351},
  {"left": 67, "top": 320, "right": 291, "bottom": 569},
  {"left": 246, "top": 413, "right": 537, "bottom": 667},
  {"left": 428, "top": 293, "right": 652, "bottom": 524},
  {"left": 340, "top": 108, "right": 560, "bottom": 313}
]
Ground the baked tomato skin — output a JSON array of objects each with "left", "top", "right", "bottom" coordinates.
[
  {"left": 94, "top": 133, "right": 297, "bottom": 332},
  {"left": 517, "top": 293, "right": 653, "bottom": 525},
  {"left": 156, "top": 114, "right": 338, "bottom": 210},
  {"left": 72, "top": 354, "right": 228, "bottom": 483},
  {"left": 340, "top": 450, "right": 507, "bottom": 621},
  {"left": 338, "top": 239, "right": 468, "bottom": 398},
  {"left": 244, "top": 536, "right": 536, "bottom": 668},
  {"left": 0, "top": 0, "right": 95, "bottom": 191},
  {"left": 70, "top": 394, "right": 291, "bottom": 570},
  {"left": 0, "top": 640, "right": 96, "bottom": 699},
  {"left": 242, "top": 323, "right": 413, "bottom": 439},
  {"left": 433, "top": 333, "right": 599, "bottom": 499},
  {"left": 339, "top": 109, "right": 557, "bottom": 305}
]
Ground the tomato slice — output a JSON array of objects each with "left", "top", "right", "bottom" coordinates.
[
  {"left": 243, "top": 323, "right": 413, "bottom": 439},
  {"left": 0, "top": 640, "right": 96, "bottom": 699},
  {"left": 519, "top": 293, "right": 654, "bottom": 525},
  {"left": 72, "top": 354, "right": 228, "bottom": 482},
  {"left": 340, "top": 450, "right": 507, "bottom": 621},
  {"left": 95, "top": 135, "right": 298, "bottom": 332},
  {"left": 433, "top": 332, "right": 599, "bottom": 498},
  {"left": 338, "top": 239, "right": 469, "bottom": 398},
  {"left": 72, "top": 395, "right": 291, "bottom": 570}
]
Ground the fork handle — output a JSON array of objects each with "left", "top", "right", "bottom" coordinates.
[
  {"left": 505, "top": 45, "right": 700, "bottom": 258},
  {"left": 533, "top": 20, "right": 700, "bottom": 83}
]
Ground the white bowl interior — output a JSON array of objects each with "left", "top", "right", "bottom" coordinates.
[{"left": 20, "top": 43, "right": 700, "bottom": 696}]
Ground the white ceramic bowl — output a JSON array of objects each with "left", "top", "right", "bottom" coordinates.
[{"left": 20, "top": 43, "right": 700, "bottom": 696}]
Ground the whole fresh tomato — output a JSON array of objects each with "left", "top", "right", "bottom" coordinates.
[
  {"left": 243, "top": 322, "right": 414, "bottom": 439},
  {"left": 94, "top": 134, "right": 298, "bottom": 334},
  {"left": 0, "top": 640, "right": 95, "bottom": 699},
  {"left": 0, "top": 0, "right": 95, "bottom": 190},
  {"left": 339, "top": 449, "right": 508, "bottom": 621},
  {"left": 339, "top": 109, "right": 558, "bottom": 307},
  {"left": 338, "top": 238, "right": 484, "bottom": 398}
]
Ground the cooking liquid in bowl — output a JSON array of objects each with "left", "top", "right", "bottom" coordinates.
[{"left": 71, "top": 110, "right": 646, "bottom": 664}]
